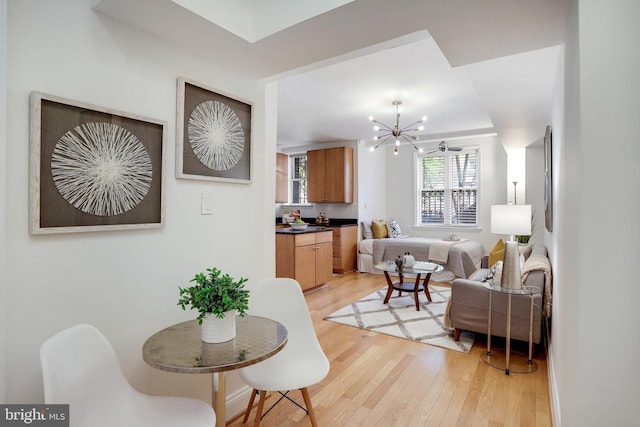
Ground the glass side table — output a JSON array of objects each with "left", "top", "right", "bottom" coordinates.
[{"left": 481, "top": 282, "right": 538, "bottom": 375}]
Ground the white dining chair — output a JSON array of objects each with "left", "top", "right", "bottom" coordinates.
[
  {"left": 40, "top": 324, "right": 216, "bottom": 427},
  {"left": 239, "top": 278, "right": 330, "bottom": 427}
]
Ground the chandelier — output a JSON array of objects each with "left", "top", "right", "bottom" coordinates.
[{"left": 368, "top": 100, "right": 427, "bottom": 155}]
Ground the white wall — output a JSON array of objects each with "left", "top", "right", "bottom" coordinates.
[
  {"left": 357, "top": 140, "right": 387, "bottom": 227},
  {"left": 549, "top": 0, "right": 640, "bottom": 425},
  {"left": 383, "top": 135, "right": 508, "bottom": 252},
  {"left": 0, "top": 0, "right": 7, "bottom": 405},
  {"left": 4, "top": 0, "right": 276, "bottom": 418},
  {"left": 525, "top": 144, "right": 545, "bottom": 246}
]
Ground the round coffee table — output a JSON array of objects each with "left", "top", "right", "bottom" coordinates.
[{"left": 375, "top": 261, "right": 444, "bottom": 311}]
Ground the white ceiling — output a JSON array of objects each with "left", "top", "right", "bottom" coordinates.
[
  {"left": 94, "top": 0, "right": 570, "bottom": 150},
  {"left": 169, "top": 0, "right": 355, "bottom": 43}
]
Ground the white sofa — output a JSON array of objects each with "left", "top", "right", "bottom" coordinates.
[{"left": 357, "top": 236, "right": 484, "bottom": 282}]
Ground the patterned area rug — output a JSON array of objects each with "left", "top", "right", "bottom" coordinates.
[{"left": 324, "top": 285, "right": 474, "bottom": 353}]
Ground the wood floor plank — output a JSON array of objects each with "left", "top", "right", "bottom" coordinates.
[{"left": 226, "top": 272, "right": 552, "bottom": 427}]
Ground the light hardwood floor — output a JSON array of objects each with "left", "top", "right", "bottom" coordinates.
[{"left": 227, "top": 272, "right": 552, "bottom": 427}]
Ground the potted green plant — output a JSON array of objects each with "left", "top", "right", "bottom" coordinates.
[{"left": 178, "top": 267, "right": 249, "bottom": 343}]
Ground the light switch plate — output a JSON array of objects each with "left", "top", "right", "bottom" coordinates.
[{"left": 201, "top": 193, "right": 214, "bottom": 215}]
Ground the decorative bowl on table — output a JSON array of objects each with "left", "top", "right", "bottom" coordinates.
[{"left": 291, "top": 223, "right": 308, "bottom": 231}]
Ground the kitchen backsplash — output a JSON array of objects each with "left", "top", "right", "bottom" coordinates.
[{"left": 276, "top": 203, "right": 358, "bottom": 223}]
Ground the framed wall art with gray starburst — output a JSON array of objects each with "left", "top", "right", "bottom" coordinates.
[
  {"left": 29, "top": 92, "right": 167, "bottom": 234},
  {"left": 176, "top": 77, "right": 253, "bottom": 183}
]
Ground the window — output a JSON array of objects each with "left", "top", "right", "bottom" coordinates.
[
  {"left": 417, "top": 148, "right": 478, "bottom": 226},
  {"left": 290, "top": 154, "right": 307, "bottom": 204}
]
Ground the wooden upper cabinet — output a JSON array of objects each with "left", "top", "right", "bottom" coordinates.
[
  {"left": 307, "top": 147, "right": 354, "bottom": 203},
  {"left": 306, "top": 149, "right": 326, "bottom": 202},
  {"left": 276, "top": 152, "right": 288, "bottom": 203}
]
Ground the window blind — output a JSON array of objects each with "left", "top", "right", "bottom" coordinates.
[
  {"left": 291, "top": 154, "right": 307, "bottom": 204},
  {"left": 418, "top": 148, "right": 478, "bottom": 226}
]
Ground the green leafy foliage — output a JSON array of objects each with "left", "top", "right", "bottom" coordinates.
[{"left": 178, "top": 267, "right": 249, "bottom": 324}]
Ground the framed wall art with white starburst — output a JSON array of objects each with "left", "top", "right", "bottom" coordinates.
[
  {"left": 29, "top": 92, "right": 167, "bottom": 234},
  {"left": 176, "top": 77, "right": 253, "bottom": 183}
]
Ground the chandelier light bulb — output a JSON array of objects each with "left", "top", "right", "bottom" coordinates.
[
  {"left": 418, "top": 125, "right": 424, "bottom": 131},
  {"left": 422, "top": 115, "right": 428, "bottom": 122},
  {"left": 418, "top": 147, "right": 424, "bottom": 153},
  {"left": 373, "top": 125, "right": 380, "bottom": 131},
  {"left": 369, "top": 146, "right": 375, "bottom": 152},
  {"left": 395, "top": 139, "right": 400, "bottom": 146},
  {"left": 394, "top": 147, "right": 399, "bottom": 155},
  {"left": 373, "top": 136, "right": 379, "bottom": 140},
  {"left": 368, "top": 115, "right": 374, "bottom": 121}
]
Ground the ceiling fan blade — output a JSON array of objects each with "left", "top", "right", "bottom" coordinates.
[{"left": 448, "top": 146, "right": 463, "bottom": 151}]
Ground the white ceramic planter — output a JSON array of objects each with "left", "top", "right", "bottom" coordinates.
[{"left": 201, "top": 311, "right": 236, "bottom": 343}]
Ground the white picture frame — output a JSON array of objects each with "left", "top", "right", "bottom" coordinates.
[
  {"left": 176, "top": 77, "right": 253, "bottom": 184},
  {"left": 29, "top": 92, "right": 167, "bottom": 234}
]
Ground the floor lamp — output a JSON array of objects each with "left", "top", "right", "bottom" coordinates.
[{"left": 490, "top": 204, "right": 532, "bottom": 289}]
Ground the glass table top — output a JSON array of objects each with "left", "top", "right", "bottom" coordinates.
[
  {"left": 143, "top": 315, "right": 287, "bottom": 374},
  {"left": 483, "top": 282, "right": 539, "bottom": 295},
  {"left": 375, "top": 260, "right": 444, "bottom": 275}
]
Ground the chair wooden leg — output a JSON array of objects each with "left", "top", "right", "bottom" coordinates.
[
  {"left": 454, "top": 328, "right": 461, "bottom": 341},
  {"left": 300, "top": 387, "right": 318, "bottom": 427},
  {"left": 252, "top": 390, "right": 267, "bottom": 427},
  {"left": 243, "top": 388, "right": 258, "bottom": 423}
]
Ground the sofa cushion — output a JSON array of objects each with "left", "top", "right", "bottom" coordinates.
[
  {"left": 468, "top": 268, "right": 488, "bottom": 281},
  {"left": 372, "top": 220, "right": 388, "bottom": 239},
  {"left": 361, "top": 221, "right": 373, "bottom": 239},
  {"left": 387, "top": 219, "right": 402, "bottom": 238},
  {"left": 488, "top": 239, "right": 505, "bottom": 267}
]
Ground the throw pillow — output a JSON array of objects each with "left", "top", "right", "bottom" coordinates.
[
  {"left": 387, "top": 219, "right": 402, "bottom": 238},
  {"left": 361, "top": 221, "right": 373, "bottom": 239},
  {"left": 372, "top": 220, "right": 388, "bottom": 239},
  {"left": 488, "top": 239, "right": 505, "bottom": 267},
  {"left": 491, "top": 260, "right": 503, "bottom": 285},
  {"left": 484, "top": 265, "right": 496, "bottom": 282}
]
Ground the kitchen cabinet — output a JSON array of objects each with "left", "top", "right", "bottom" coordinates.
[
  {"left": 275, "top": 152, "right": 288, "bottom": 203},
  {"left": 332, "top": 225, "right": 358, "bottom": 274},
  {"left": 307, "top": 147, "right": 353, "bottom": 203},
  {"left": 276, "top": 231, "right": 333, "bottom": 291}
]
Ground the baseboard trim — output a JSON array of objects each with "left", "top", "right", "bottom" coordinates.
[
  {"left": 225, "top": 384, "right": 253, "bottom": 421},
  {"left": 547, "top": 340, "right": 561, "bottom": 426}
]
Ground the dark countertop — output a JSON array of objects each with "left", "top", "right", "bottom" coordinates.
[
  {"left": 275, "top": 217, "right": 358, "bottom": 227},
  {"left": 276, "top": 225, "right": 336, "bottom": 234}
]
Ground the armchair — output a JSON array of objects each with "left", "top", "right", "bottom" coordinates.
[{"left": 448, "top": 245, "right": 549, "bottom": 345}]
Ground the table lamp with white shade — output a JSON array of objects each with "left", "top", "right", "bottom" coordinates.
[{"left": 490, "top": 204, "right": 532, "bottom": 290}]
